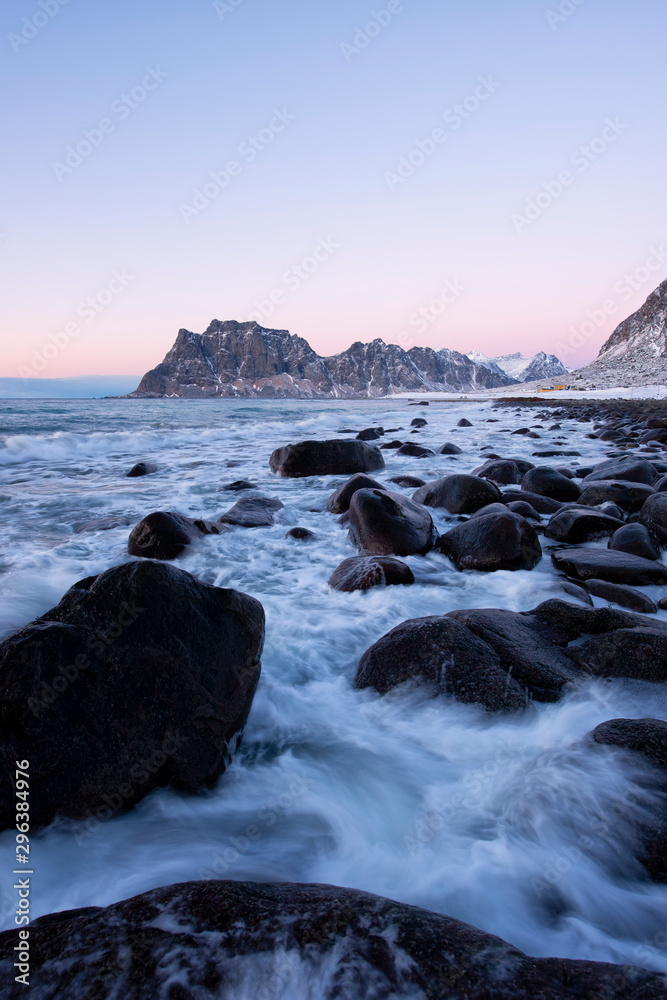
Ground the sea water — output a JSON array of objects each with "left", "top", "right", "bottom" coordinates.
[{"left": 0, "top": 397, "right": 666, "bottom": 974}]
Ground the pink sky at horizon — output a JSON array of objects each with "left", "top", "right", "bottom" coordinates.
[{"left": 2, "top": 0, "right": 665, "bottom": 380}]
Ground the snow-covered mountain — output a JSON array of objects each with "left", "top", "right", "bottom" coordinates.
[
  {"left": 465, "top": 350, "right": 569, "bottom": 383},
  {"left": 125, "top": 321, "right": 516, "bottom": 398},
  {"left": 571, "top": 278, "right": 667, "bottom": 388}
]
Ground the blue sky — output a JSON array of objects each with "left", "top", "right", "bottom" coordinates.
[{"left": 1, "top": 0, "right": 665, "bottom": 377}]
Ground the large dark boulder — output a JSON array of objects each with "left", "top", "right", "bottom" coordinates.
[
  {"left": 521, "top": 467, "right": 582, "bottom": 502},
  {"left": 128, "top": 511, "right": 225, "bottom": 560},
  {"left": 269, "top": 439, "right": 384, "bottom": 478},
  {"left": 583, "top": 457, "right": 657, "bottom": 486},
  {"left": 329, "top": 556, "right": 414, "bottom": 592},
  {"left": 327, "top": 473, "right": 385, "bottom": 514},
  {"left": 579, "top": 480, "right": 656, "bottom": 513},
  {"left": 435, "top": 512, "right": 542, "bottom": 573},
  {"left": 545, "top": 508, "right": 624, "bottom": 543},
  {"left": 218, "top": 496, "right": 283, "bottom": 527},
  {"left": 552, "top": 547, "right": 667, "bottom": 586},
  {"left": 472, "top": 459, "right": 524, "bottom": 485},
  {"left": 413, "top": 474, "right": 501, "bottom": 513},
  {"left": 609, "top": 523, "right": 659, "bottom": 561},
  {"left": 0, "top": 562, "right": 264, "bottom": 832},
  {"left": 355, "top": 617, "right": 527, "bottom": 711},
  {"left": 438, "top": 441, "right": 463, "bottom": 454},
  {"left": 1, "top": 881, "right": 665, "bottom": 1000},
  {"left": 446, "top": 604, "right": 582, "bottom": 701},
  {"left": 348, "top": 489, "right": 434, "bottom": 556},
  {"left": 640, "top": 493, "right": 667, "bottom": 547}
]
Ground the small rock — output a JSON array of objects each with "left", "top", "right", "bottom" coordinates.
[
  {"left": 329, "top": 556, "right": 414, "bottom": 592},
  {"left": 286, "top": 527, "right": 315, "bottom": 541},
  {"left": 584, "top": 579, "right": 657, "bottom": 614},
  {"left": 410, "top": 418, "right": 428, "bottom": 427},
  {"left": 389, "top": 475, "right": 426, "bottom": 488},
  {"left": 457, "top": 418, "right": 472, "bottom": 427},
  {"left": 221, "top": 480, "right": 257, "bottom": 492},
  {"left": 395, "top": 443, "right": 435, "bottom": 458},
  {"left": 128, "top": 511, "right": 224, "bottom": 560},
  {"left": 218, "top": 497, "right": 284, "bottom": 527},
  {"left": 126, "top": 461, "right": 158, "bottom": 478},
  {"left": 438, "top": 442, "right": 463, "bottom": 455},
  {"left": 356, "top": 427, "right": 384, "bottom": 441}
]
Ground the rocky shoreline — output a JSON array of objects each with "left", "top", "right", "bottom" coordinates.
[{"left": 1, "top": 395, "right": 667, "bottom": 996}]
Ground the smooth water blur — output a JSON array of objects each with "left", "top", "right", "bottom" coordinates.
[{"left": 1, "top": 397, "right": 667, "bottom": 972}]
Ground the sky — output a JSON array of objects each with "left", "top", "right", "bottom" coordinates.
[{"left": 1, "top": 0, "right": 666, "bottom": 380}]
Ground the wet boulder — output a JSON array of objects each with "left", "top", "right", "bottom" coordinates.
[
  {"left": 457, "top": 417, "right": 472, "bottom": 426},
  {"left": 1, "top": 881, "right": 665, "bottom": 1000},
  {"left": 413, "top": 474, "right": 501, "bottom": 513},
  {"left": 355, "top": 616, "right": 527, "bottom": 711},
  {"left": 348, "top": 488, "right": 434, "bottom": 557},
  {"left": 395, "top": 443, "right": 435, "bottom": 458},
  {"left": 545, "top": 508, "right": 624, "bottom": 544},
  {"left": 435, "top": 511, "right": 542, "bottom": 573},
  {"left": 128, "top": 511, "right": 225, "bottom": 560},
  {"left": 285, "top": 527, "right": 315, "bottom": 541},
  {"left": 221, "top": 480, "right": 257, "bottom": 492},
  {"left": 0, "top": 561, "right": 264, "bottom": 832},
  {"left": 584, "top": 579, "right": 657, "bottom": 614},
  {"left": 329, "top": 556, "right": 414, "bottom": 593},
  {"left": 356, "top": 427, "right": 383, "bottom": 441},
  {"left": 500, "top": 489, "right": 562, "bottom": 514},
  {"left": 327, "top": 473, "right": 385, "bottom": 514},
  {"left": 410, "top": 417, "right": 428, "bottom": 427},
  {"left": 472, "top": 459, "right": 524, "bottom": 485},
  {"left": 446, "top": 604, "right": 582, "bottom": 701},
  {"left": 552, "top": 547, "right": 667, "bottom": 586},
  {"left": 389, "top": 475, "right": 426, "bottom": 488},
  {"left": 639, "top": 493, "right": 667, "bottom": 547},
  {"left": 579, "top": 480, "right": 656, "bottom": 513},
  {"left": 438, "top": 441, "right": 463, "bottom": 455},
  {"left": 507, "top": 500, "right": 541, "bottom": 519},
  {"left": 269, "top": 439, "right": 384, "bottom": 478},
  {"left": 609, "top": 523, "right": 659, "bottom": 561},
  {"left": 126, "top": 461, "right": 158, "bottom": 478},
  {"left": 218, "top": 496, "right": 284, "bottom": 527},
  {"left": 583, "top": 457, "right": 657, "bottom": 486},
  {"left": 521, "top": 467, "right": 582, "bottom": 502}
]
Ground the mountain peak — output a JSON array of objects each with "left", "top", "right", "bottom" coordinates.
[{"left": 126, "top": 323, "right": 514, "bottom": 398}]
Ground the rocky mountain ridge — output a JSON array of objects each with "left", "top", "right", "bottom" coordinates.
[
  {"left": 126, "top": 320, "right": 516, "bottom": 398},
  {"left": 467, "top": 349, "right": 569, "bottom": 382},
  {"left": 572, "top": 278, "right": 667, "bottom": 388}
]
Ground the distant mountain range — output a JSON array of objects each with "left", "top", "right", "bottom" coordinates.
[
  {"left": 572, "top": 278, "right": 667, "bottom": 388},
  {"left": 465, "top": 349, "right": 569, "bottom": 383},
  {"left": 125, "top": 321, "right": 515, "bottom": 398}
]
